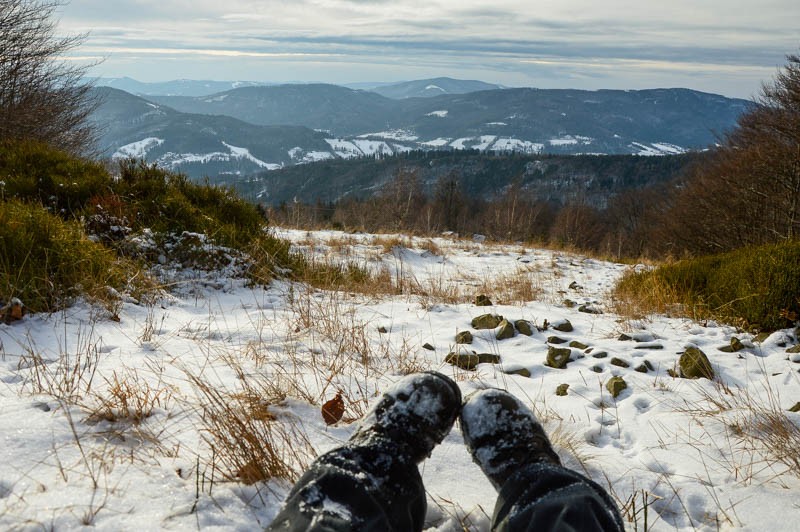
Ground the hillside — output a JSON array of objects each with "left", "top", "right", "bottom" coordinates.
[{"left": 91, "top": 87, "right": 333, "bottom": 176}]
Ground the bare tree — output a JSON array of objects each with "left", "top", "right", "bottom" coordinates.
[
  {"left": 650, "top": 52, "right": 800, "bottom": 255},
  {"left": 0, "top": 0, "right": 97, "bottom": 153}
]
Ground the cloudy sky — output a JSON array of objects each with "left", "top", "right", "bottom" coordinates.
[{"left": 60, "top": 0, "right": 799, "bottom": 98}]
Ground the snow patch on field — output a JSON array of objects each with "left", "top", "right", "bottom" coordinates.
[
  {"left": 491, "top": 138, "right": 544, "bottom": 153},
  {"left": 112, "top": 137, "right": 164, "bottom": 159},
  {"left": 357, "top": 130, "right": 418, "bottom": 142},
  {"left": 421, "top": 138, "right": 451, "bottom": 147},
  {"left": 632, "top": 142, "right": 687, "bottom": 155},
  {"left": 549, "top": 135, "right": 594, "bottom": 146},
  {"left": 352, "top": 139, "right": 394, "bottom": 156},
  {"left": 426, "top": 110, "right": 448, "bottom": 118},
  {"left": 155, "top": 142, "right": 281, "bottom": 170},
  {"left": 289, "top": 146, "right": 335, "bottom": 163}
]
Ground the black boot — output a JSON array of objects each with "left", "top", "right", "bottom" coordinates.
[
  {"left": 350, "top": 370, "right": 462, "bottom": 463},
  {"left": 268, "top": 372, "right": 461, "bottom": 531},
  {"left": 460, "top": 388, "right": 624, "bottom": 531},
  {"left": 460, "top": 388, "right": 560, "bottom": 490}
]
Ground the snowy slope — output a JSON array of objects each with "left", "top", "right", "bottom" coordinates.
[{"left": 1, "top": 230, "right": 799, "bottom": 530}]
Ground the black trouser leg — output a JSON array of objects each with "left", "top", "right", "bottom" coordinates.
[
  {"left": 267, "top": 442, "right": 426, "bottom": 532},
  {"left": 491, "top": 462, "right": 624, "bottom": 532}
]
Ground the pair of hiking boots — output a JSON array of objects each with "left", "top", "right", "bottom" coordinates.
[{"left": 349, "top": 371, "right": 560, "bottom": 490}]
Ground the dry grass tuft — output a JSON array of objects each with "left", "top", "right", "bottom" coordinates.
[
  {"left": 85, "top": 370, "right": 174, "bottom": 425},
  {"left": 188, "top": 370, "right": 314, "bottom": 485}
]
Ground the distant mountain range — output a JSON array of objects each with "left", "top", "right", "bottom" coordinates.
[
  {"left": 89, "top": 78, "right": 751, "bottom": 181},
  {"left": 94, "top": 76, "right": 505, "bottom": 99},
  {"left": 94, "top": 77, "right": 273, "bottom": 97}
]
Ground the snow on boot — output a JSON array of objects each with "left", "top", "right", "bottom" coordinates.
[
  {"left": 350, "top": 371, "right": 462, "bottom": 463},
  {"left": 460, "top": 388, "right": 561, "bottom": 490}
]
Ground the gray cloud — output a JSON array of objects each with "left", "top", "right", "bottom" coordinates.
[{"left": 59, "top": 0, "right": 800, "bottom": 98}]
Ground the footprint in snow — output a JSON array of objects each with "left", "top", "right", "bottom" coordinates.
[{"left": 633, "top": 397, "right": 651, "bottom": 413}]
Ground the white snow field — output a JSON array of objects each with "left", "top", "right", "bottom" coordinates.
[{"left": 1, "top": 229, "right": 799, "bottom": 530}]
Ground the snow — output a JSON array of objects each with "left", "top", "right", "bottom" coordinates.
[
  {"left": 324, "top": 138, "right": 362, "bottom": 159},
  {"left": 631, "top": 142, "right": 687, "bottom": 156},
  {"left": 421, "top": 138, "right": 451, "bottom": 147},
  {"left": 425, "top": 84, "right": 446, "bottom": 92},
  {"left": 289, "top": 147, "right": 334, "bottom": 163},
  {"left": 156, "top": 142, "right": 282, "bottom": 170},
  {"left": 426, "top": 110, "right": 449, "bottom": 118},
  {"left": 351, "top": 139, "right": 394, "bottom": 156},
  {"left": 112, "top": 137, "right": 164, "bottom": 159},
  {"left": 357, "top": 130, "right": 418, "bottom": 142},
  {"left": 221, "top": 142, "right": 278, "bottom": 169},
  {"left": 486, "top": 122, "right": 507, "bottom": 126},
  {"left": 491, "top": 138, "right": 544, "bottom": 153},
  {"left": 549, "top": 137, "right": 579, "bottom": 146},
  {"left": 1, "top": 228, "right": 799, "bottom": 530}
]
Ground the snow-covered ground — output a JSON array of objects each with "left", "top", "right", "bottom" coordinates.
[{"left": 1, "top": 229, "right": 799, "bottom": 530}]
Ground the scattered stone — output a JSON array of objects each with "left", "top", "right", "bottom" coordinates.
[
  {"left": 610, "top": 357, "right": 630, "bottom": 368},
  {"left": 667, "top": 368, "right": 679, "bottom": 378},
  {"left": 377, "top": 326, "right": 388, "bottom": 334},
  {"left": 556, "top": 384, "right": 570, "bottom": 396},
  {"left": 578, "top": 304, "right": 602, "bottom": 315},
  {"left": 563, "top": 299, "right": 577, "bottom": 308},
  {"left": 591, "top": 351, "right": 609, "bottom": 359},
  {"left": 789, "top": 402, "right": 800, "bottom": 413},
  {"left": 538, "top": 319, "right": 550, "bottom": 332},
  {"left": 568, "top": 281, "right": 583, "bottom": 290},
  {"left": 546, "top": 346, "right": 572, "bottom": 369},
  {"left": 496, "top": 320, "right": 515, "bottom": 340},
  {"left": 719, "top": 337, "right": 745, "bottom": 352},
  {"left": 477, "top": 353, "right": 502, "bottom": 364},
  {"left": 618, "top": 333, "right": 633, "bottom": 341},
  {"left": 455, "top": 331, "right": 474, "bottom": 344},
  {"left": 547, "top": 336, "right": 568, "bottom": 344},
  {"left": 635, "top": 360, "right": 655, "bottom": 373},
  {"left": 680, "top": 347, "right": 715, "bottom": 379},
  {"left": 569, "top": 340, "right": 589, "bottom": 350},
  {"left": 475, "top": 294, "right": 493, "bottom": 307},
  {"left": 445, "top": 352, "right": 480, "bottom": 370},
  {"left": 472, "top": 233, "right": 487, "bottom": 243},
  {"left": 422, "top": 343, "right": 435, "bottom": 351},
  {"left": 514, "top": 320, "right": 534, "bottom": 336},
  {"left": 472, "top": 313, "right": 504, "bottom": 330},
  {"left": 634, "top": 343, "right": 664, "bottom": 350},
  {"left": 787, "top": 345, "right": 800, "bottom": 354},
  {"left": 505, "top": 367, "right": 531, "bottom": 378},
  {"left": 1, "top": 297, "right": 25, "bottom": 324},
  {"left": 590, "top": 365, "right": 604, "bottom": 373},
  {"left": 584, "top": 347, "right": 594, "bottom": 354},
  {"left": 552, "top": 319, "right": 573, "bottom": 333},
  {"left": 754, "top": 332, "right": 771, "bottom": 343},
  {"left": 606, "top": 376, "right": 628, "bottom": 398}
]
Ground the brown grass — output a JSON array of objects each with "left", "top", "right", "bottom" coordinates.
[{"left": 187, "top": 369, "right": 314, "bottom": 485}]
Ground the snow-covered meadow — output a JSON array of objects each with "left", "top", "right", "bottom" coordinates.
[{"left": 1, "top": 229, "right": 799, "bottom": 530}]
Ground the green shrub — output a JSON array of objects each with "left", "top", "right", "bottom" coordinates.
[
  {"left": 111, "top": 160, "right": 264, "bottom": 249},
  {"left": 615, "top": 240, "right": 800, "bottom": 331},
  {"left": 0, "top": 140, "right": 112, "bottom": 216},
  {"left": 0, "top": 200, "right": 143, "bottom": 312}
]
